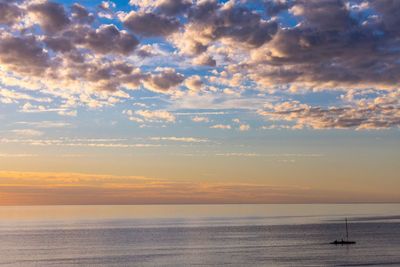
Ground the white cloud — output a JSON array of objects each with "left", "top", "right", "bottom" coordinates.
[
  {"left": 210, "top": 124, "right": 231, "bottom": 129},
  {"left": 11, "top": 129, "right": 44, "bottom": 137},
  {"left": 149, "top": 136, "right": 208, "bottom": 143},
  {"left": 238, "top": 124, "right": 250, "bottom": 131},
  {"left": 135, "top": 109, "right": 176, "bottom": 122},
  {"left": 15, "top": 121, "right": 71, "bottom": 128},
  {"left": 191, "top": 116, "right": 209, "bottom": 123}
]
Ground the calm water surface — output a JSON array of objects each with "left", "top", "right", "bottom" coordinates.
[{"left": 0, "top": 204, "right": 399, "bottom": 266}]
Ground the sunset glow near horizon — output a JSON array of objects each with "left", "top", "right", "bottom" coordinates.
[{"left": 0, "top": 0, "right": 399, "bottom": 205}]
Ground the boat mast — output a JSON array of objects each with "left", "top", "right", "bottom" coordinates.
[{"left": 345, "top": 218, "right": 349, "bottom": 241}]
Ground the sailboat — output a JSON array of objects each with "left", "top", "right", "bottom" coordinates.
[{"left": 330, "top": 218, "right": 356, "bottom": 245}]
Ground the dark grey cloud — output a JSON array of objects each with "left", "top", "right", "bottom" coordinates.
[
  {"left": 265, "top": 0, "right": 291, "bottom": 16},
  {"left": 291, "top": 0, "right": 354, "bottom": 31},
  {"left": 0, "top": 2, "right": 22, "bottom": 25},
  {"left": 56, "top": 59, "right": 145, "bottom": 92},
  {"left": 0, "top": 35, "right": 50, "bottom": 75},
  {"left": 44, "top": 36, "right": 74, "bottom": 53},
  {"left": 84, "top": 24, "right": 139, "bottom": 55},
  {"left": 156, "top": 0, "right": 192, "bottom": 16},
  {"left": 143, "top": 68, "right": 185, "bottom": 93},
  {"left": 28, "top": 1, "right": 70, "bottom": 33},
  {"left": 188, "top": 0, "right": 218, "bottom": 21},
  {"left": 370, "top": 0, "right": 400, "bottom": 34},
  {"left": 44, "top": 24, "right": 139, "bottom": 56},
  {"left": 248, "top": 0, "right": 400, "bottom": 89},
  {"left": 71, "top": 3, "right": 94, "bottom": 24},
  {"left": 123, "top": 11, "right": 180, "bottom": 37},
  {"left": 183, "top": 0, "right": 278, "bottom": 54}
]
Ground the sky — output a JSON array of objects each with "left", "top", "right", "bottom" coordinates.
[{"left": 0, "top": 0, "right": 399, "bottom": 205}]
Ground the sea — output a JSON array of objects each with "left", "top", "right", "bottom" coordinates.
[{"left": 0, "top": 204, "right": 399, "bottom": 266}]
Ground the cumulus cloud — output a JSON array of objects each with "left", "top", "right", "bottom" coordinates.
[
  {"left": 0, "top": 0, "right": 400, "bottom": 130},
  {"left": 247, "top": 0, "right": 400, "bottom": 90},
  {"left": 143, "top": 68, "right": 185, "bottom": 93},
  {"left": 258, "top": 91, "right": 400, "bottom": 130},
  {"left": 129, "top": 0, "right": 191, "bottom": 16},
  {"left": 136, "top": 44, "right": 159, "bottom": 58},
  {"left": 0, "top": 35, "right": 50, "bottom": 75},
  {"left": 71, "top": 3, "right": 94, "bottom": 24},
  {"left": 0, "top": 2, "right": 22, "bottom": 25},
  {"left": 155, "top": 0, "right": 192, "bottom": 16},
  {"left": 83, "top": 24, "right": 139, "bottom": 55},
  {"left": 122, "top": 11, "right": 180, "bottom": 37},
  {"left": 28, "top": 1, "right": 71, "bottom": 33},
  {"left": 185, "top": 75, "right": 203, "bottom": 91},
  {"left": 192, "top": 53, "right": 216, "bottom": 67},
  {"left": 172, "top": 0, "right": 277, "bottom": 56}
]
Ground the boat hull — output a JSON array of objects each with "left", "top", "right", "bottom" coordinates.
[{"left": 330, "top": 240, "right": 356, "bottom": 245}]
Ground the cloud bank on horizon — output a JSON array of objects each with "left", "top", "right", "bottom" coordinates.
[{"left": 0, "top": 0, "right": 400, "bottom": 130}]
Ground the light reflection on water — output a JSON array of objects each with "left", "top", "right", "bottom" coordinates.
[{"left": 0, "top": 204, "right": 399, "bottom": 266}]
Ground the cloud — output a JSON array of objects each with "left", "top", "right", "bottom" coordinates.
[
  {"left": 1, "top": 170, "right": 397, "bottom": 205},
  {"left": 71, "top": 3, "right": 94, "bottom": 24},
  {"left": 136, "top": 44, "right": 159, "bottom": 58},
  {"left": 0, "top": 89, "right": 51, "bottom": 104},
  {"left": 122, "top": 11, "right": 180, "bottom": 37},
  {"left": 83, "top": 24, "right": 139, "bottom": 55},
  {"left": 143, "top": 68, "right": 185, "bottom": 93},
  {"left": 238, "top": 124, "right": 250, "bottom": 131},
  {"left": 191, "top": 116, "right": 209, "bottom": 123},
  {"left": 155, "top": 0, "right": 192, "bottom": 16},
  {"left": 0, "top": 153, "right": 37, "bottom": 158},
  {"left": 28, "top": 1, "right": 71, "bottom": 33},
  {"left": 258, "top": 93, "right": 400, "bottom": 129},
  {"left": 11, "top": 129, "right": 44, "bottom": 137},
  {"left": 129, "top": 0, "right": 192, "bottom": 16},
  {"left": 290, "top": 0, "right": 353, "bottom": 31},
  {"left": 192, "top": 53, "right": 216, "bottom": 66},
  {"left": 0, "top": 137, "right": 161, "bottom": 148},
  {"left": 135, "top": 109, "right": 176, "bottom": 122},
  {"left": 0, "top": 2, "right": 22, "bottom": 25},
  {"left": 0, "top": 0, "right": 399, "bottom": 130},
  {"left": 148, "top": 136, "right": 208, "bottom": 143},
  {"left": 20, "top": 102, "right": 77, "bottom": 117},
  {"left": 247, "top": 0, "right": 400, "bottom": 90},
  {"left": 99, "top": 1, "right": 116, "bottom": 11},
  {"left": 0, "top": 35, "right": 50, "bottom": 75},
  {"left": 210, "top": 124, "right": 231, "bottom": 129},
  {"left": 172, "top": 0, "right": 277, "bottom": 56},
  {"left": 15, "top": 121, "right": 71, "bottom": 128},
  {"left": 98, "top": 1, "right": 116, "bottom": 19},
  {"left": 369, "top": 0, "right": 400, "bottom": 33},
  {"left": 185, "top": 75, "right": 203, "bottom": 91}
]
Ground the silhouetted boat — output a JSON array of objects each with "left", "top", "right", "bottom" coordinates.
[{"left": 330, "top": 218, "right": 356, "bottom": 245}]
